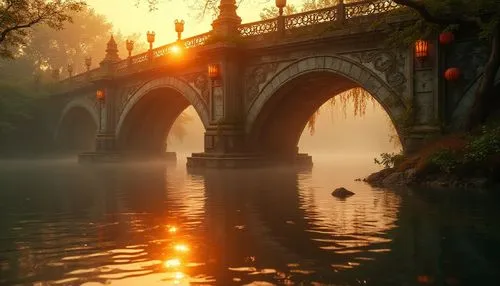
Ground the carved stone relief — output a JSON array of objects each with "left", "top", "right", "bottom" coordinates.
[
  {"left": 83, "top": 93, "right": 99, "bottom": 112},
  {"left": 245, "top": 62, "right": 279, "bottom": 104},
  {"left": 183, "top": 72, "right": 209, "bottom": 104},
  {"left": 118, "top": 80, "right": 148, "bottom": 115},
  {"left": 348, "top": 50, "right": 408, "bottom": 96}
]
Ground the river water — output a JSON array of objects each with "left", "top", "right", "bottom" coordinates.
[{"left": 1, "top": 154, "right": 500, "bottom": 286}]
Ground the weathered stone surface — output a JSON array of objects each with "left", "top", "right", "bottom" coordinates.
[
  {"left": 382, "top": 172, "right": 405, "bottom": 186},
  {"left": 365, "top": 168, "right": 394, "bottom": 185},
  {"left": 331, "top": 187, "right": 355, "bottom": 198}
]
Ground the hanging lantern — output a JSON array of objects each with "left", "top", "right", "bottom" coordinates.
[
  {"left": 96, "top": 89, "right": 105, "bottom": 101},
  {"left": 415, "top": 39, "right": 429, "bottom": 61},
  {"left": 444, "top": 67, "right": 461, "bottom": 81},
  {"left": 439, "top": 31, "right": 455, "bottom": 45},
  {"left": 208, "top": 63, "right": 220, "bottom": 79}
]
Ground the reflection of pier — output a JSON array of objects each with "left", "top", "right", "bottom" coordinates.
[
  {"left": 197, "top": 167, "right": 403, "bottom": 284},
  {"left": 2, "top": 164, "right": 500, "bottom": 284}
]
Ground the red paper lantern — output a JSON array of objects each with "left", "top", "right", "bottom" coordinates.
[
  {"left": 439, "top": 31, "right": 455, "bottom": 45},
  {"left": 444, "top": 67, "right": 461, "bottom": 81}
]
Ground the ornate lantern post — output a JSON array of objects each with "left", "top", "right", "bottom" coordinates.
[
  {"left": 174, "top": 19, "right": 184, "bottom": 41},
  {"left": 96, "top": 89, "right": 105, "bottom": 131},
  {"left": 67, "top": 63, "right": 73, "bottom": 78},
  {"left": 415, "top": 39, "right": 429, "bottom": 63},
  {"left": 84, "top": 57, "right": 92, "bottom": 72},
  {"left": 147, "top": 31, "right": 155, "bottom": 50},
  {"left": 275, "top": 0, "right": 287, "bottom": 34},
  {"left": 51, "top": 68, "right": 60, "bottom": 81},
  {"left": 275, "top": 0, "right": 286, "bottom": 16},
  {"left": 126, "top": 40, "right": 134, "bottom": 57}
]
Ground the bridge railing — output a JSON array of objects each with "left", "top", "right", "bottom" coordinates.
[
  {"left": 239, "top": 18, "right": 278, "bottom": 37},
  {"left": 60, "top": 1, "right": 401, "bottom": 87},
  {"left": 59, "top": 67, "right": 101, "bottom": 86},
  {"left": 345, "top": 0, "right": 400, "bottom": 19},
  {"left": 284, "top": 5, "right": 338, "bottom": 30},
  {"left": 114, "top": 31, "right": 212, "bottom": 73},
  {"left": 239, "top": 0, "right": 401, "bottom": 38}
]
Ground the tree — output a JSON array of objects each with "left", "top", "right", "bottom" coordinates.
[
  {"left": 0, "top": 6, "right": 146, "bottom": 83},
  {"left": 0, "top": 5, "right": 147, "bottom": 151},
  {"left": 392, "top": 0, "right": 500, "bottom": 129},
  {"left": 0, "top": 0, "right": 86, "bottom": 59}
]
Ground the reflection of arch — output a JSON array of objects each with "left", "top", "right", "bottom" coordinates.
[
  {"left": 246, "top": 56, "right": 406, "bottom": 155},
  {"left": 115, "top": 77, "right": 209, "bottom": 154},
  {"left": 55, "top": 98, "right": 98, "bottom": 152}
]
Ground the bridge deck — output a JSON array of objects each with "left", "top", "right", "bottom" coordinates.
[{"left": 57, "top": 0, "right": 406, "bottom": 92}]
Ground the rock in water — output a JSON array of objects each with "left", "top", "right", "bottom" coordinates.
[{"left": 331, "top": 187, "right": 355, "bottom": 198}]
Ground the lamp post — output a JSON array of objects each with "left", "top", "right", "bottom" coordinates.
[
  {"left": 85, "top": 57, "right": 92, "bottom": 72},
  {"left": 275, "top": 0, "right": 286, "bottom": 16},
  {"left": 67, "top": 63, "right": 73, "bottom": 78},
  {"left": 276, "top": 0, "right": 286, "bottom": 34},
  {"left": 147, "top": 31, "right": 155, "bottom": 50},
  {"left": 96, "top": 89, "right": 105, "bottom": 132},
  {"left": 174, "top": 19, "right": 184, "bottom": 41},
  {"left": 126, "top": 40, "right": 134, "bottom": 57},
  {"left": 51, "top": 68, "right": 60, "bottom": 81}
]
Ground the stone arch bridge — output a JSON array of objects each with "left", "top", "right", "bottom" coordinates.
[{"left": 52, "top": 0, "right": 464, "bottom": 167}]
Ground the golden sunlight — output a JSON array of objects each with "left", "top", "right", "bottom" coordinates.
[
  {"left": 174, "top": 243, "right": 190, "bottom": 253},
  {"left": 168, "top": 226, "right": 178, "bottom": 233},
  {"left": 171, "top": 44, "right": 182, "bottom": 54},
  {"left": 164, "top": 258, "right": 182, "bottom": 268}
]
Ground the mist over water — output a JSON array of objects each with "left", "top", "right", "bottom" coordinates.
[{"left": 1, "top": 103, "right": 500, "bottom": 285}]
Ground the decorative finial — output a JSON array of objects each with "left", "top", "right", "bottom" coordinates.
[{"left": 102, "top": 34, "right": 120, "bottom": 63}]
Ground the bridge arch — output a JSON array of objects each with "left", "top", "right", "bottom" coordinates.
[
  {"left": 116, "top": 76, "right": 209, "bottom": 155},
  {"left": 55, "top": 97, "right": 99, "bottom": 152},
  {"left": 246, "top": 55, "right": 407, "bottom": 156}
]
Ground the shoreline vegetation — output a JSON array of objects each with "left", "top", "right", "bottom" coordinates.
[{"left": 365, "top": 122, "right": 500, "bottom": 190}]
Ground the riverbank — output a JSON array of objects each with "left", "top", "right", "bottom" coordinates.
[{"left": 365, "top": 125, "right": 500, "bottom": 190}]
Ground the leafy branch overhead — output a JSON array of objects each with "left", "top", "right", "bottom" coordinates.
[
  {"left": 0, "top": 0, "right": 85, "bottom": 58},
  {"left": 392, "top": 0, "right": 500, "bottom": 129}
]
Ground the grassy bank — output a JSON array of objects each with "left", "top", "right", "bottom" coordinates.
[{"left": 367, "top": 122, "right": 500, "bottom": 189}]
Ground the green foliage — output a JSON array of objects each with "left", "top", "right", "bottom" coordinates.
[
  {"left": 374, "top": 152, "right": 404, "bottom": 169},
  {"left": 0, "top": 5, "right": 147, "bottom": 150},
  {"left": 422, "top": 126, "right": 500, "bottom": 175},
  {"left": 387, "top": 0, "right": 500, "bottom": 47},
  {"left": 0, "top": 80, "right": 48, "bottom": 136},
  {"left": 464, "top": 126, "right": 500, "bottom": 162},
  {"left": 0, "top": 0, "right": 86, "bottom": 59},
  {"left": 0, "top": 6, "right": 145, "bottom": 81},
  {"left": 429, "top": 149, "right": 460, "bottom": 173}
]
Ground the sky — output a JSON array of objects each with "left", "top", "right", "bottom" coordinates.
[{"left": 86, "top": 0, "right": 304, "bottom": 46}]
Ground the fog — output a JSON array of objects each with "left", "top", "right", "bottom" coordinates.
[{"left": 167, "top": 99, "right": 401, "bottom": 162}]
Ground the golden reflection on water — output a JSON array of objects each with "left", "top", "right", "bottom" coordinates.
[
  {"left": 4, "top": 157, "right": 495, "bottom": 285},
  {"left": 296, "top": 157, "right": 401, "bottom": 272}
]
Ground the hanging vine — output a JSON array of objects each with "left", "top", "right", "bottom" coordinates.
[
  {"left": 307, "top": 87, "right": 375, "bottom": 135},
  {"left": 306, "top": 86, "right": 402, "bottom": 149}
]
